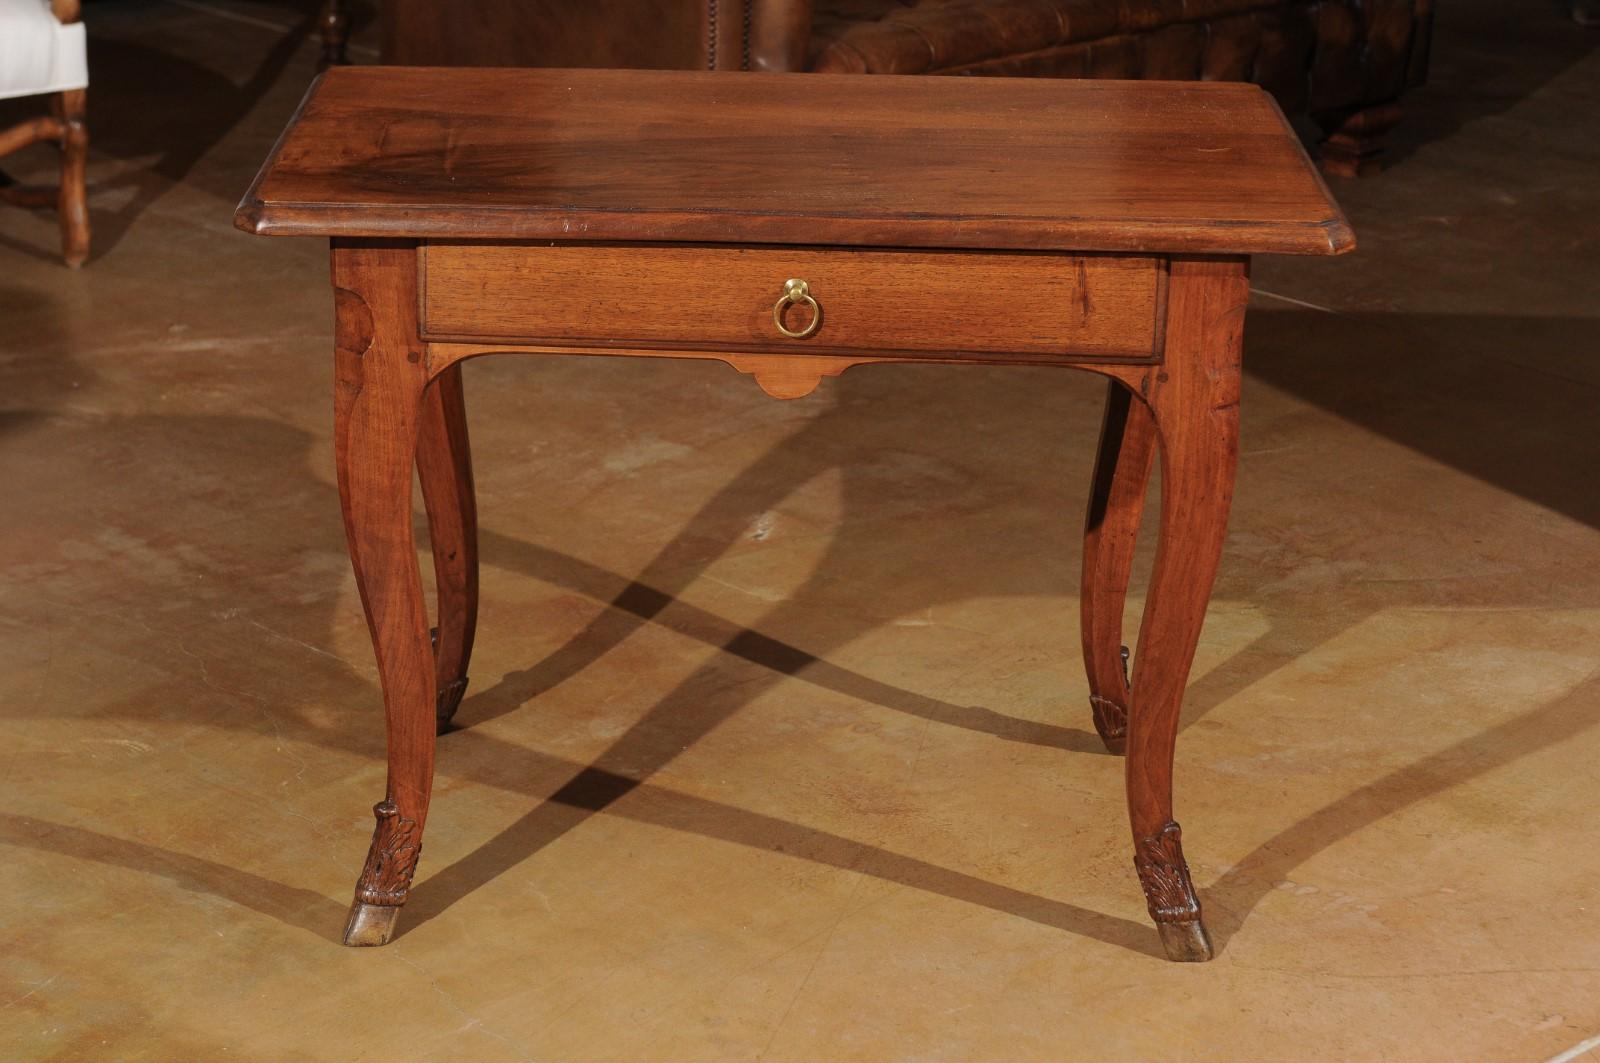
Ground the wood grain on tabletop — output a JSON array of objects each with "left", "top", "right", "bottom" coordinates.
[{"left": 236, "top": 66, "right": 1352, "bottom": 256}]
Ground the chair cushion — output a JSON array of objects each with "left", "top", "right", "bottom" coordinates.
[{"left": 0, "top": 0, "right": 88, "bottom": 101}]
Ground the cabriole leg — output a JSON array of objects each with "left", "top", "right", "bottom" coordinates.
[
  {"left": 418, "top": 363, "right": 479, "bottom": 731},
  {"left": 331, "top": 241, "right": 435, "bottom": 946},
  {"left": 1081, "top": 379, "right": 1157, "bottom": 754},
  {"left": 1123, "top": 256, "right": 1248, "bottom": 961}
]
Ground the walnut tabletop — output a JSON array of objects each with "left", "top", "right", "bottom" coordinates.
[
  {"left": 236, "top": 66, "right": 1352, "bottom": 256},
  {"left": 236, "top": 65, "right": 1352, "bottom": 964}
]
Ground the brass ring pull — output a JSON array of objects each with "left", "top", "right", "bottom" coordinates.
[{"left": 772, "top": 278, "right": 821, "bottom": 339}]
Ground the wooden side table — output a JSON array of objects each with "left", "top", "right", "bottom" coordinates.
[{"left": 237, "top": 67, "right": 1351, "bottom": 961}]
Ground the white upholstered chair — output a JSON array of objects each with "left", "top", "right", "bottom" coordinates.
[{"left": 0, "top": 0, "right": 89, "bottom": 266}]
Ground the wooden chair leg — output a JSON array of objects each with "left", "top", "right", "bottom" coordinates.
[
  {"left": 54, "top": 88, "right": 88, "bottom": 268},
  {"left": 330, "top": 241, "right": 436, "bottom": 947},
  {"left": 319, "top": 0, "right": 349, "bottom": 67},
  {"left": 1123, "top": 256, "right": 1248, "bottom": 962},
  {"left": 417, "top": 363, "right": 479, "bottom": 731},
  {"left": 0, "top": 174, "right": 58, "bottom": 208},
  {"left": 1081, "top": 378, "right": 1157, "bottom": 754}
]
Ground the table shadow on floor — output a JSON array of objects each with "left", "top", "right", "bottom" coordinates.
[{"left": 7, "top": 305, "right": 1598, "bottom": 957}]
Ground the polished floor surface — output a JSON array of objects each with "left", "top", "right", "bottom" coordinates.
[{"left": 2, "top": 2, "right": 1597, "bottom": 1060}]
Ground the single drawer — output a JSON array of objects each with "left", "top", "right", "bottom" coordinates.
[{"left": 421, "top": 243, "right": 1164, "bottom": 361}]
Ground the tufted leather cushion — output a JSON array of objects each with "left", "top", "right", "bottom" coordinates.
[
  {"left": 0, "top": 0, "right": 87, "bottom": 101},
  {"left": 809, "top": 0, "right": 1430, "bottom": 115}
]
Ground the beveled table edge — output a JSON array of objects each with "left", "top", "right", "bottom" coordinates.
[
  {"left": 231, "top": 70, "right": 1355, "bottom": 258},
  {"left": 234, "top": 201, "right": 1354, "bottom": 256}
]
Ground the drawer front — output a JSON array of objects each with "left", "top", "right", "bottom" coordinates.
[{"left": 421, "top": 243, "right": 1164, "bottom": 361}]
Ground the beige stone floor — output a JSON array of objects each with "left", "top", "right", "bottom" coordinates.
[{"left": 2, "top": 2, "right": 1598, "bottom": 1060}]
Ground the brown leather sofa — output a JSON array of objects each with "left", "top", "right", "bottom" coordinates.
[{"left": 370, "top": 0, "right": 1434, "bottom": 176}]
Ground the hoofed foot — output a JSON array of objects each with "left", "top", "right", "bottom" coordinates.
[
  {"left": 1134, "top": 820, "right": 1213, "bottom": 962},
  {"left": 342, "top": 900, "right": 401, "bottom": 946},
  {"left": 436, "top": 676, "right": 469, "bottom": 730},
  {"left": 1089, "top": 695, "right": 1128, "bottom": 754},
  {"left": 341, "top": 801, "right": 422, "bottom": 947},
  {"left": 429, "top": 626, "right": 469, "bottom": 730},
  {"left": 1089, "top": 644, "right": 1131, "bottom": 753},
  {"left": 1156, "top": 919, "right": 1213, "bottom": 962}
]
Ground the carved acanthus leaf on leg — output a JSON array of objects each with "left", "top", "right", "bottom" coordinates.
[
  {"left": 354, "top": 800, "right": 422, "bottom": 906},
  {"left": 1089, "top": 695, "right": 1128, "bottom": 748},
  {"left": 1133, "top": 819, "right": 1213, "bottom": 961},
  {"left": 429, "top": 626, "right": 470, "bottom": 727},
  {"left": 1133, "top": 820, "right": 1201, "bottom": 922}
]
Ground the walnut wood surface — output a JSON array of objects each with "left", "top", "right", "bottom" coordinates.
[
  {"left": 236, "top": 67, "right": 1352, "bottom": 256},
  {"left": 370, "top": 0, "right": 1432, "bottom": 181},
  {"left": 428, "top": 341, "right": 889, "bottom": 400},
  {"left": 422, "top": 243, "right": 1162, "bottom": 360}
]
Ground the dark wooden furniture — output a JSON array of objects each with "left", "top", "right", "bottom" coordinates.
[
  {"left": 350, "top": 0, "right": 1432, "bottom": 177},
  {"left": 0, "top": 0, "right": 89, "bottom": 267},
  {"left": 317, "top": 0, "right": 347, "bottom": 67},
  {"left": 236, "top": 66, "right": 1351, "bottom": 961}
]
